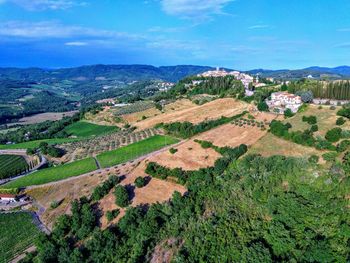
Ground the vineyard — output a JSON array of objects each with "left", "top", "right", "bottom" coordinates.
[
  {"left": 113, "top": 101, "right": 155, "bottom": 116},
  {"left": 0, "top": 212, "right": 41, "bottom": 263},
  {"left": 0, "top": 154, "right": 30, "bottom": 179},
  {"left": 59, "top": 128, "right": 162, "bottom": 161}
]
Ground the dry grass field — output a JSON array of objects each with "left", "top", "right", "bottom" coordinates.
[
  {"left": 248, "top": 133, "right": 323, "bottom": 158},
  {"left": 286, "top": 105, "right": 350, "bottom": 137},
  {"left": 85, "top": 106, "right": 123, "bottom": 127},
  {"left": 127, "top": 98, "right": 250, "bottom": 130},
  {"left": 195, "top": 124, "right": 267, "bottom": 148},
  {"left": 122, "top": 99, "right": 196, "bottom": 124}
]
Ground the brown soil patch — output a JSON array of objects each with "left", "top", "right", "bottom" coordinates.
[
  {"left": 195, "top": 124, "right": 267, "bottom": 148},
  {"left": 129, "top": 98, "right": 249, "bottom": 130},
  {"left": 147, "top": 140, "right": 221, "bottom": 171}
]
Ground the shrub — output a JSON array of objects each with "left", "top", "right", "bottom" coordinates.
[
  {"left": 336, "top": 117, "right": 346, "bottom": 126},
  {"left": 322, "top": 152, "right": 338, "bottom": 162},
  {"left": 50, "top": 200, "right": 61, "bottom": 209},
  {"left": 308, "top": 155, "right": 319, "bottom": 164},
  {"left": 257, "top": 101, "right": 269, "bottom": 112},
  {"left": 284, "top": 109, "right": 294, "bottom": 118},
  {"left": 337, "top": 108, "right": 350, "bottom": 119},
  {"left": 91, "top": 175, "right": 120, "bottom": 201},
  {"left": 310, "top": 125, "right": 318, "bottom": 132},
  {"left": 330, "top": 105, "right": 336, "bottom": 110},
  {"left": 169, "top": 148, "right": 178, "bottom": 154},
  {"left": 337, "top": 140, "right": 350, "bottom": 152},
  {"left": 325, "top": 128, "right": 342, "bottom": 142},
  {"left": 302, "top": 115, "right": 317, "bottom": 125},
  {"left": 114, "top": 185, "right": 129, "bottom": 207},
  {"left": 134, "top": 176, "right": 146, "bottom": 188},
  {"left": 106, "top": 209, "right": 120, "bottom": 222}
]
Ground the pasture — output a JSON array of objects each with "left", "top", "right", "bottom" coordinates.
[
  {"left": 0, "top": 212, "right": 41, "bottom": 263},
  {"left": 64, "top": 120, "right": 118, "bottom": 138},
  {"left": 0, "top": 154, "right": 28, "bottom": 179},
  {"left": 96, "top": 135, "right": 179, "bottom": 168},
  {"left": 1, "top": 157, "right": 97, "bottom": 188}
]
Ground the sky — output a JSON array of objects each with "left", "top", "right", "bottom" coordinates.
[{"left": 1, "top": 0, "right": 350, "bottom": 70}]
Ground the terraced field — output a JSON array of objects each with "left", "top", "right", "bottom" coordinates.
[
  {"left": 97, "top": 135, "right": 179, "bottom": 168},
  {"left": 0, "top": 212, "right": 41, "bottom": 263},
  {"left": 0, "top": 154, "right": 28, "bottom": 179},
  {"left": 1, "top": 157, "right": 97, "bottom": 188}
]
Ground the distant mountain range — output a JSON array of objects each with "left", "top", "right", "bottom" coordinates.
[
  {"left": 246, "top": 66, "right": 350, "bottom": 80},
  {"left": 0, "top": 65, "right": 213, "bottom": 83},
  {"left": 1, "top": 64, "right": 350, "bottom": 82}
]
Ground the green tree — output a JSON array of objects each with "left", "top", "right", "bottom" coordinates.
[{"left": 114, "top": 185, "right": 129, "bottom": 207}]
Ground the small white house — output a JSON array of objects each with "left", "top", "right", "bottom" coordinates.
[
  {"left": 0, "top": 194, "right": 17, "bottom": 202},
  {"left": 266, "top": 91, "right": 302, "bottom": 114}
]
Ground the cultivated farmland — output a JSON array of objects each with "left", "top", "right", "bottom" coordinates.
[
  {"left": 0, "top": 154, "right": 28, "bottom": 179},
  {"left": 0, "top": 212, "right": 41, "bottom": 263},
  {"left": 1, "top": 157, "right": 97, "bottom": 188},
  {"left": 0, "top": 137, "right": 82, "bottom": 150},
  {"left": 96, "top": 135, "right": 179, "bottom": 168},
  {"left": 64, "top": 120, "right": 118, "bottom": 138},
  {"left": 59, "top": 128, "right": 162, "bottom": 162}
]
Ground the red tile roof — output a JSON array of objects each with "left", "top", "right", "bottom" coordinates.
[{"left": 0, "top": 193, "right": 16, "bottom": 198}]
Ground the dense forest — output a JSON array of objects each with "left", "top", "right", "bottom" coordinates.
[{"left": 24, "top": 153, "right": 350, "bottom": 262}]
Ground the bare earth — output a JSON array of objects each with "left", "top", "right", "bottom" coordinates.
[
  {"left": 147, "top": 140, "right": 221, "bottom": 170},
  {"left": 195, "top": 124, "right": 267, "bottom": 148},
  {"left": 127, "top": 98, "right": 250, "bottom": 130}
]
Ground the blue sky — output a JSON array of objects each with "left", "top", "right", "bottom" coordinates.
[{"left": 1, "top": 0, "right": 350, "bottom": 69}]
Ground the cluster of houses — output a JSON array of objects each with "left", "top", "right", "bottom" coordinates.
[
  {"left": 156, "top": 82, "right": 175, "bottom": 92},
  {"left": 266, "top": 91, "right": 302, "bottom": 114},
  {"left": 197, "top": 67, "right": 263, "bottom": 96}
]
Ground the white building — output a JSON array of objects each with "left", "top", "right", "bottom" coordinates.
[
  {"left": 266, "top": 91, "right": 302, "bottom": 114},
  {"left": 0, "top": 194, "right": 17, "bottom": 202}
]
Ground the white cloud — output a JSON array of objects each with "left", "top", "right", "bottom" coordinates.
[
  {"left": 0, "top": 21, "right": 142, "bottom": 40},
  {"left": 248, "top": 24, "right": 269, "bottom": 30},
  {"left": 64, "top": 41, "right": 88, "bottom": 46},
  {"left": 0, "top": 0, "right": 87, "bottom": 11},
  {"left": 160, "top": 0, "right": 234, "bottom": 20}
]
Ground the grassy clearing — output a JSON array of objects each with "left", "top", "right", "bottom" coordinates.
[
  {"left": 0, "top": 212, "right": 41, "bottom": 263},
  {"left": 64, "top": 120, "right": 118, "bottom": 138},
  {"left": 0, "top": 138, "right": 83, "bottom": 150},
  {"left": 97, "top": 135, "right": 179, "bottom": 168},
  {"left": 0, "top": 155, "right": 28, "bottom": 179},
  {"left": 1, "top": 157, "right": 97, "bottom": 188},
  {"left": 285, "top": 104, "right": 350, "bottom": 137},
  {"left": 248, "top": 133, "right": 323, "bottom": 158}
]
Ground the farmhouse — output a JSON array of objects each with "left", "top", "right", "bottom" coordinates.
[
  {"left": 0, "top": 193, "right": 17, "bottom": 202},
  {"left": 266, "top": 91, "right": 302, "bottom": 114}
]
